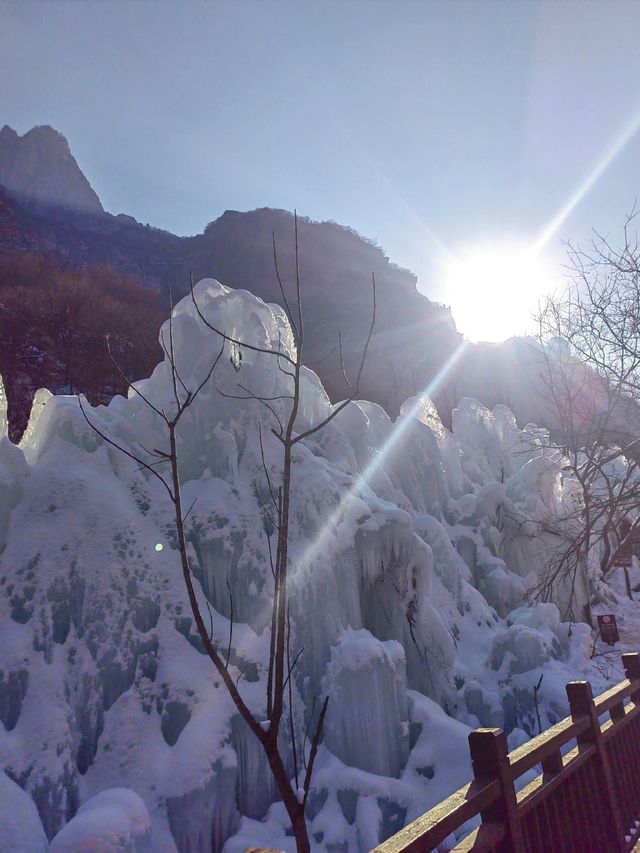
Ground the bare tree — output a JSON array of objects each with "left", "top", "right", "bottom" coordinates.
[
  {"left": 532, "top": 211, "right": 640, "bottom": 617},
  {"left": 79, "top": 214, "right": 376, "bottom": 852}
]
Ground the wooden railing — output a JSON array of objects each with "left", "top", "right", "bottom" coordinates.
[{"left": 373, "top": 652, "right": 640, "bottom": 853}]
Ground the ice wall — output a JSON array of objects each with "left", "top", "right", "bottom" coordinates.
[
  {"left": 0, "top": 280, "right": 598, "bottom": 852},
  {"left": 321, "top": 630, "right": 410, "bottom": 778}
]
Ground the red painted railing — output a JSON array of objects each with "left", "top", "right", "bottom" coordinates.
[{"left": 373, "top": 652, "right": 640, "bottom": 853}]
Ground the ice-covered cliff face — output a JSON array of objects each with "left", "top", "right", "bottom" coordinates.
[{"left": 0, "top": 281, "right": 596, "bottom": 852}]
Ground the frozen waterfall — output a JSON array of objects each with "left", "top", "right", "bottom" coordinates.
[{"left": 0, "top": 279, "right": 599, "bottom": 852}]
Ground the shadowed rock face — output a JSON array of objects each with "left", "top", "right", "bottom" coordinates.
[{"left": 0, "top": 125, "right": 104, "bottom": 218}]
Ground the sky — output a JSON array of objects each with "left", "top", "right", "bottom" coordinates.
[{"left": 3, "top": 0, "right": 640, "bottom": 341}]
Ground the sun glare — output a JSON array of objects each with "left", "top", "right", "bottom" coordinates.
[{"left": 444, "top": 248, "right": 555, "bottom": 343}]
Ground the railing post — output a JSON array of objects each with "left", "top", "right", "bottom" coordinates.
[
  {"left": 621, "top": 652, "right": 640, "bottom": 848},
  {"left": 622, "top": 652, "right": 640, "bottom": 702},
  {"left": 566, "top": 680, "right": 626, "bottom": 852},
  {"left": 468, "top": 728, "right": 525, "bottom": 852}
]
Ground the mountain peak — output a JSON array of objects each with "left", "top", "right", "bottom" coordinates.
[
  {"left": 0, "top": 125, "right": 18, "bottom": 141},
  {"left": 0, "top": 124, "right": 104, "bottom": 217},
  {"left": 23, "top": 124, "right": 71, "bottom": 149}
]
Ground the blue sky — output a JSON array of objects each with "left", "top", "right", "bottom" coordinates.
[{"left": 3, "top": 0, "right": 640, "bottom": 334}]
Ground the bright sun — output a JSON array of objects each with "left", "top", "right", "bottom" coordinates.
[{"left": 443, "top": 248, "right": 555, "bottom": 343}]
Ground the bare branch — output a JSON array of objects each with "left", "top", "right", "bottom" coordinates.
[
  {"left": 302, "top": 695, "right": 329, "bottom": 806},
  {"left": 293, "top": 275, "right": 376, "bottom": 445},
  {"left": 225, "top": 579, "right": 234, "bottom": 670},
  {"left": 78, "top": 396, "right": 175, "bottom": 502},
  {"left": 189, "top": 272, "right": 296, "bottom": 367},
  {"left": 107, "top": 335, "right": 166, "bottom": 421},
  {"left": 272, "top": 230, "right": 299, "bottom": 343},
  {"left": 182, "top": 496, "right": 198, "bottom": 526},
  {"left": 217, "top": 384, "right": 285, "bottom": 437}
]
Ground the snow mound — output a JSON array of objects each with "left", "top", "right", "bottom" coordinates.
[
  {"left": 50, "top": 788, "right": 151, "bottom": 852},
  {"left": 0, "top": 770, "right": 48, "bottom": 852}
]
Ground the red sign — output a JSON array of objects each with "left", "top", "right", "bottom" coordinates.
[
  {"left": 597, "top": 614, "right": 620, "bottom": 646},
  {"left": 614, "top": 546, "right": 633, "bottom": 567}
]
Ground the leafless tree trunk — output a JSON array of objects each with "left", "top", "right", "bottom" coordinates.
[{"left": 79, "top": 213, "right": 376, "bottom": 852}]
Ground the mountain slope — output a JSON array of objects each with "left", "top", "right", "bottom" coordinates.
[
  {"left": 180, "top": 208, "right": 461, "bottom": 410},
  {"left": 0, "top": 127, "right": 461, "bottom": 418}
]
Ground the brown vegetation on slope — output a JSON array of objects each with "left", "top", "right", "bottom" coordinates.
[{"left": 0, "top": 253, "right": 164, "bottom": 441}]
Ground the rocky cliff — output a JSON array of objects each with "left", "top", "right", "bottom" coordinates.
[{"left": 0, "top": 125, "right": 104, "bottom": 218}]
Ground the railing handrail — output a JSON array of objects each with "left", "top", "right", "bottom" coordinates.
[
  {"left": 372, "top": 651, "right": 640, "bottom": 853},
  {"left": 370, "top": 778, "right": 501, "bottom": 853},
  {"left": 593, "top": 677, "right": 639, "bottom": 713},
  {"left": 507, "top": 714, "right": 590, "bottom": 777}
]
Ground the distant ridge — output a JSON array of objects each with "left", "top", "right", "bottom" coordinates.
[{"left": 0, "top": 125, "right": 461, "bottom": 416}]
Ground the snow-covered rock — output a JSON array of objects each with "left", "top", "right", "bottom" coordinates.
[
  {"left": 0, "top": 770, "right": 48, "bottom": 853},
  {"left": 49, "top": 788, "right": 152, "bottom": 852}
]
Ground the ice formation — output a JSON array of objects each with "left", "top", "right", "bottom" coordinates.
[
  {"left": 0, "top": 280, "right": 603, "bottom": 851},
  {"left": 49, "top": 788, "right": 152, "bottom": 852},
  {"left": 0, "top": 770, "right": 48, "bottom": 852}
]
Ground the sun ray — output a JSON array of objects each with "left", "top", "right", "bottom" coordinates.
[
  {"left": 533, "top": 105, "right": 640, "bottom": 254},
  {"left": 293, "top": 339, "right": 470, "bottom": 578}
]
